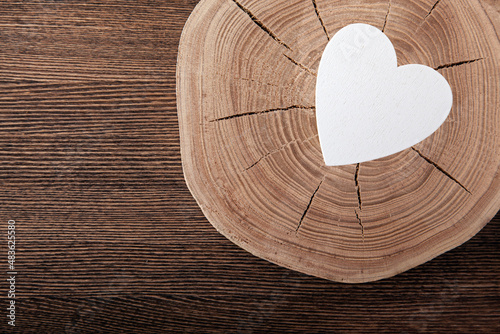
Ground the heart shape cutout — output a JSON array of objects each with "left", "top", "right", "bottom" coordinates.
[{"left": 316, "top": 23, "right": 453, "bottom": 166}]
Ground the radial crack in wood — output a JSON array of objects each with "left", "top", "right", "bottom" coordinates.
[
  {"left": 312, "top": 0, "right": 330, "bottom": 41},
  {"left": 354, "top": 164, "right": 364, "bottom": 241},
  {"left": 411, "top": 147, "right": 472, "bottom": 194},
  {"left": 424, "top": 0, "right": 442, "bottom": 21},
  {"left": 283, "top": 54, "right": 318, "bottom": 77},
  {"left": 243, "top": 135, "right": 319, "bottom": 172},
  {"left": 296, "top": 176, "right": 325, "bottom": 233},
  {"left": 434, "top": 58, "right": 484, "bottom": 70},
  {"left": 209, "top": 105, "right": 315, "bottom": 123},
  {"left": 355, "top": 209, "right": 365, "bottom": 241},
  {"left": 231, "top": 0, "right": 292, "bottom": 51},
  {"left": 382, "top": 0, "right": 392, "bottom": 32},
  {"left": 354, "top": 163, "right": 362, "bottom": 210}
]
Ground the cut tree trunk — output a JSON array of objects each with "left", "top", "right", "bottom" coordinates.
[{"left": 176, "top": 0, "right": 500, "bottom": 283}]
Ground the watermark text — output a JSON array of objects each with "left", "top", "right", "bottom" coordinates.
[{"left": 7, "top": 220, "right": 16, "bottom": 327}]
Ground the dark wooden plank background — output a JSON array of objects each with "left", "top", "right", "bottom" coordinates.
[{"left": 0, "top": 1, "right": 498, "bottom": 333}]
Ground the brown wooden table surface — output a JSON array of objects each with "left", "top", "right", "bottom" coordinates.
[{"left": 0, "top": 1, "right": 498, "bottom": 333}]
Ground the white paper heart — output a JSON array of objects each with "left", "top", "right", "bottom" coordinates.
[{"left": 316, "top": 23, "right": 453, "bottom": 166}]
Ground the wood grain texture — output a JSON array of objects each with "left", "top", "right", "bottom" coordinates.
[
  {"left": 177, "top": 0, "right": 500, "bottom": 283},
  {"left": 0, "top": 0, "right": 498, "bottom": 333}
]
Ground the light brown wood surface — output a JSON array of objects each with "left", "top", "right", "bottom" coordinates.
[{"left": 177, "top": 0, "right": 500, "bottom": 283}]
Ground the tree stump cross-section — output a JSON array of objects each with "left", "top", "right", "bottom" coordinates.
[{"left": 177, "top": 0, "right": 500, "bottom": 283}]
